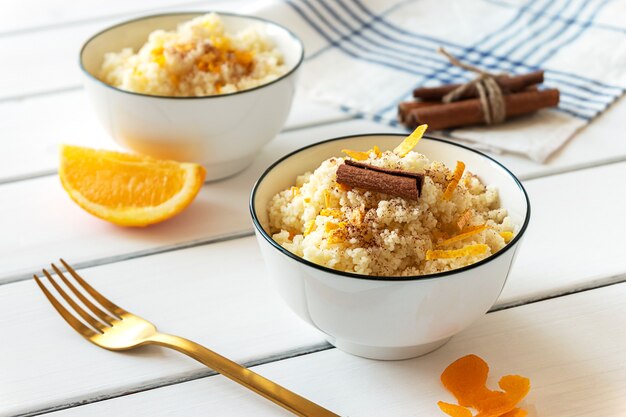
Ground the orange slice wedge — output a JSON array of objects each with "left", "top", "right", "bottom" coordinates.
[{"left": 59, "top": 145, "right": 206, "bottom": 227}]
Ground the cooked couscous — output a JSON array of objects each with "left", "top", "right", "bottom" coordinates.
[
  {"left": 268, "top": 132, "right": 516, "bottom": 277},
  {"left": 99, "top": 13, "right": 287, "bottom": 96}
]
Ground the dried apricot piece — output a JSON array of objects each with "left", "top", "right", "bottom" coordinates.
[
  {"left": 394, "top": 124, "right": 428, "bottom": 157},
  {"left": 438, "top": 225, "right": 487, "bottom": 247},
  {"left": 426, "top": 244, "right": 489, "bottom": 260},
  {"left": 443, "top": 161, "right": 466, "bottom": 201},
  {"left": 438, "top": 402, "right": 473, "bottom": 417}
]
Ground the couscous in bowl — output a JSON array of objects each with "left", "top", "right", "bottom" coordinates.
[{"left": 250, "top": 134, "right": 530, "bottom": 360}]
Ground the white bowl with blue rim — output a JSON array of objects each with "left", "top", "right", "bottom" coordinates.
[
  {"left": 250, "top": 134, "right": 531, "bottom": 360},
  {"left": 80, "top": 12, "right": 304, "bottom": 181}
]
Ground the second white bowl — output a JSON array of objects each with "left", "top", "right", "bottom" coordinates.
[{"left": 80, "top": 12, "right": 304, "bottom": 181}]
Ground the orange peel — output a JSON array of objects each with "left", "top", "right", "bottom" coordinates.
[
  {"left": 324, "top": 190, "right": 332, "bottom": 208},
  {"left": 303, "top": 219, "right": 316, "bottom": 236},
  {"left": 426, "top": 244, "right": 488, "bottom": 260},
  {"left": 457, "top": 209, "right": 473, "bottom": 231},
  {"left": 320, "top": 208, "right": 342, "bottom": 218},
  {"left": 438, "top": 225, "right": 487, "bottom": 247},
  {"left": 438, "top": 402, "right": 473, "bottom": 417},
  {"left": 341, "top": 146, "right": 382, "bottom": 161},
  {"left": 394, "top": 124, "right": 427, "bottom": 157},
  {"left": 499, "top": 231, "right": 514, "bottom": 243},
  {"left": 443, "top": 161, "right": 466, "bottom": 201},
  {"left": 439, "top": 355, "right": 531, "bottom": 417}
]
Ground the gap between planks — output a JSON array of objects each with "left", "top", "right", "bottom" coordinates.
[{"left": 20, "top": 278, "right": 626, "bottom": 417}]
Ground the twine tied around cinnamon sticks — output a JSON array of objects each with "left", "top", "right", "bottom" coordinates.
[
  {"left": 397, "top": 50, "right": 559, "bottom": 131},
  {"left": 438, "top": 47, "right": 506, "bottom": 126}
]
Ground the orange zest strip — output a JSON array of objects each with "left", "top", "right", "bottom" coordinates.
[
  {"left": 324, "top": 190, "right": 332, "bottom": 208},
  {"left": 335, "top": 181, "right": 351, "bottom": 191},
  {"left": 394, "top": 124, "right": 428, "bottom": 157},
  {"left": 438, "top": 225, "right": 487, "bottom": 247},
  {"left": 341, "top": 149, "right": 370, "bottom": 160},
  {"left": 325, "top": 221, "right": 347, "bottom": 233},
  {"left": 499, "top": 231, "right": 514, "bottom": 243},
  {"left": 443, "top": 161, "right": 466, "bottom": 201},
  {"left": 438, "top": 402, "right": 473, "bottom": 417},
  {"left": 325, "top": 221, "right": 347, "bottom": 244},
  {"left": 303, "top": 219, "right": 316, "bottom": 236},
  {"left": 341, "top": 146, "right": 383, "bottom": 161},
  {"left": 457, "top": 209, "right": 473, "bottom": 231},
  {"left": 320, "top": 208, "right": 342, "bottom": 218},
  {"left": 426, "top": 244, "right": 488, "bottom": 260}
]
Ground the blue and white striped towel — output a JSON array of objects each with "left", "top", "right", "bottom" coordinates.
[{"left": 252, "top": 0, "right": 626, "bottom": 162}]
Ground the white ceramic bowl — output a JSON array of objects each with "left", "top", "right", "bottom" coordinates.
[
  {"left": 250, "top": 134, "right": 531, "bottom": 360},
  {"left": 80, "top": 12, "right": 304, "bottom": 181}
]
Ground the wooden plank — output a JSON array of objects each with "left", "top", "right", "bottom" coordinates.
[
  {"left": 497, "top": 161, "right": 626, "bottom": 307},
  {"left": 0, "top": 119, "right": 401, "bottom": 283},
  {"left": 0, "top": 89, "right": 349, "bottom": 183},
  {"left": 1, "top": 164, "right": 626, "bottom": 415},
  {"left": 0, "top": 0, "right": 209, "bottom": 34},
  {"left": 35, "top": 277, "right": 626, "bottom": 416},
  {"left": 488, "top": 96, "right": 626, "bottom": 180}
]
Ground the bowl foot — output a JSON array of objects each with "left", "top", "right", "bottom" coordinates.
[{"left": 328, "top": 337, "right": 451, "bottom": 360}]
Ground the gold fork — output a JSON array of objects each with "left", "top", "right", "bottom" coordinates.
[{"left": 34, "top": 259, "right": 339, "bottom": 417}]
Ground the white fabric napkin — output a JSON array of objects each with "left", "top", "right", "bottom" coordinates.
[{"left": 251, "top": 0, "right": 626, "bottom": 162}]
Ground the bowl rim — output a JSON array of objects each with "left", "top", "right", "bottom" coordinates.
[
  {"left": 79, "top": 11, "right": 305, "bottom": 100},
  {"left": 249, "top": 133, "right": 531, "bottom": 282}
]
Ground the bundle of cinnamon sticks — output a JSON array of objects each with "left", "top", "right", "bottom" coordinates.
[{"left": 398, "top": 70, "right": 560, "bottom": 130}]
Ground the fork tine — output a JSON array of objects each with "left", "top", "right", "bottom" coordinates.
[
  {"left": 42, "top": 269, "right": 106, "bottom": 332},
  {"left": 34, "top": 274, "right": 97, "bottom": 339},
  {"left": 59, "top": 259, "right": 127, "bottom": 317},
  {"left": 51, "top": 263, "right": 117, "bottom": 325}
]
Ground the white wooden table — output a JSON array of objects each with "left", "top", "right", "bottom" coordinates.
[{"left": 2, "top": 1, "right": 626, "bottom": 416}]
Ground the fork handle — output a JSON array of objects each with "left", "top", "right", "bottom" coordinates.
[{"left": 147, "top": 332, "right": 340, "bottom": 417}]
